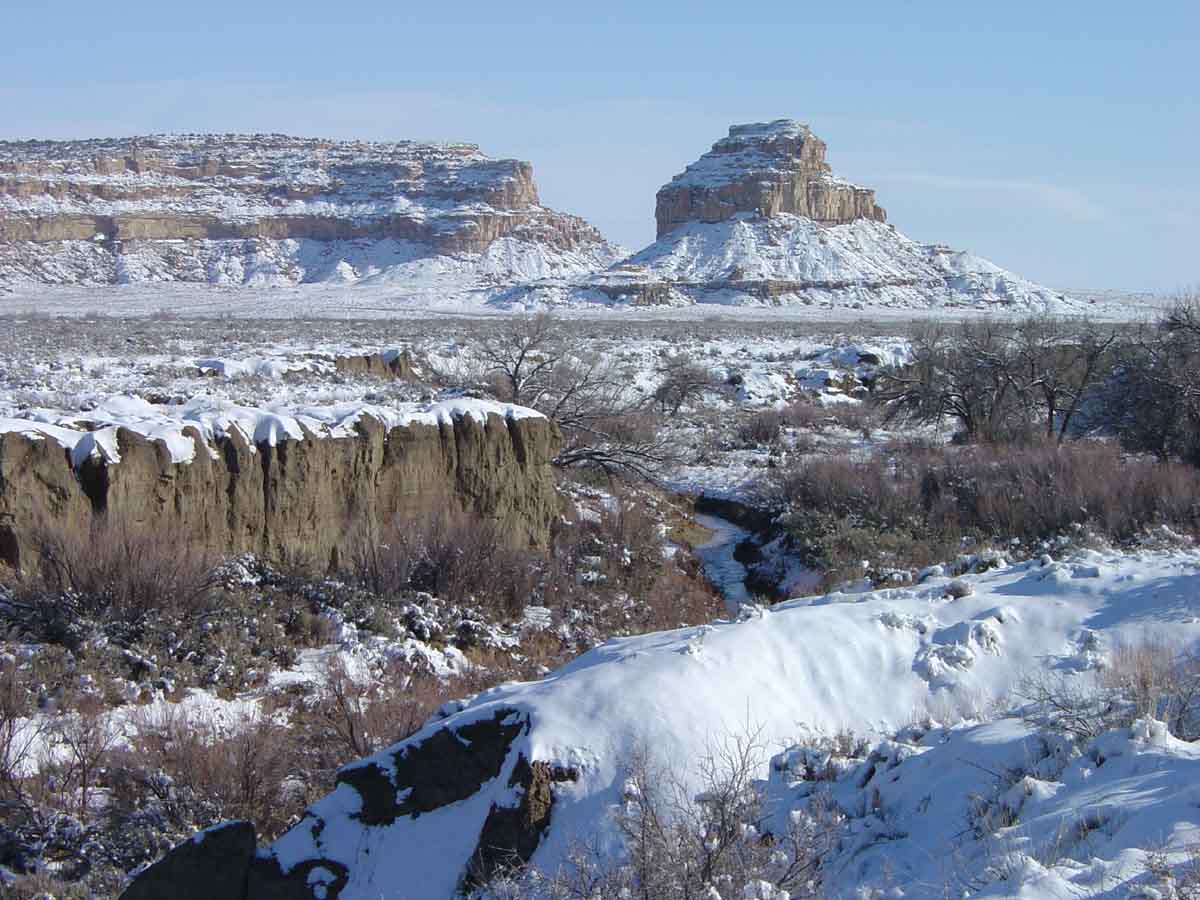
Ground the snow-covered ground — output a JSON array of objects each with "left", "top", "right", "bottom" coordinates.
[
  {"left": 0, "top": 275, "right": 1170, "bottom": 321},
  {"left": 590, "top": 214, "right": 1077, "bottom": 312},
  {"left": 264, "top": 545, "right": 1200, "bottom": 898}
]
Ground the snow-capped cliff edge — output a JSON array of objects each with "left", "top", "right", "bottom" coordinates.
[{"left": 0, "top": 133, "right": 622, "bottom": 288}]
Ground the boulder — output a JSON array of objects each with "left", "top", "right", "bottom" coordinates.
[{"left": 119, "top": 820, "right": 256, "bottom": 900}]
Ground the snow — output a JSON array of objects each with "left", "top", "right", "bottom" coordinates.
[
  {"left": 256, "top": 546, "right": 1200, "bottom": 898},
  {"left": 594, "top": 214, "right": 1074, "bottom": 312},
  {"left": 666, "top": 120, "right": 866, "bottom": 193},
  {"left": 0, "top": 396, "right": 543, "bottom": 467}
]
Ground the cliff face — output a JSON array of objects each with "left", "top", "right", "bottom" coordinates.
[
  {"left": 654, "top": 120, "right": 885, "bottom": 238},
  {"left": 583, "top": 119, "right": 1068, "bottom": 312},
  {"left": 0, "top": 402, "right": 560, "bottom": 572},
  {"left": 0, "top": 134, "right": 616, "bottom": 286}
]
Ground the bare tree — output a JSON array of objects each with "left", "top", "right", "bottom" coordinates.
[
  {"left": 654, "top": 355, "right": 723, "bottom": 417},
  {"left": 876, "top": 320, "right": 1028, "bottom": 442},
  {"left": 475, "top": 313, "right": 569, "bottom": 408},
  {"left": 1103, "top": 296, "right": 1200, "bottom": 466},
  {"left": 1010, "top": 316, "right": 1118, "bottom": 443},
  {"left": 878, "top": 317, "right": 1119, "bottom": 445},
  {"left": 473, "top": 314, "right": 678, "bottom": 481}
]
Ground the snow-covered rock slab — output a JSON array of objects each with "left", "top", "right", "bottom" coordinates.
[{"left": 158, "top": 547, "right": 1200, "bottom": 898}]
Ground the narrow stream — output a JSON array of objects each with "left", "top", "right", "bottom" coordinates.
[{"left": 693, "top": 512, "right": 754, "bottom": 617}]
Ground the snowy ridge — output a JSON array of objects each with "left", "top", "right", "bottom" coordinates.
[
  {"left": 0, "top": 233, "right": 624, "bottom": 293},
  {"left": 667, "top": 119, "right": 867, "bottom": 194},
  {"left": 0, "top": 133, "right": 623, "bottom": 290},
  {"left": 0, "top": 395, "right": 543, "bottom": 467},
  {"left": 256, "top": 547, "right": 1200, "bottom": 897},
  {"left": 587, "top": 214, "right": 1073, "bottom": 310},
  {"left": 0, "top": 133, "right": 533, "bottom": 226}
]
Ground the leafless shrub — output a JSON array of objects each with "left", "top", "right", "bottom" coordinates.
[
  {"left": 1018, "top": 638, "right": 1200, "bottom": 742},
  {"left": 4, "top": 870, "right": 97, "bottom": 900},
  {"left": 776, "top": 442, "right": 1200, "bottom": 588},
  {"left": 821, "top": 402, "right": 878, "bottom": 439},
  {"left": 654, "top": 354, "right": 724, "bottom": 416},
  {"left": 0, "top": 660, "right": 40, "bottom": 819},
  {"left": 1103, "top": 639, "right": 1200, "bottom": 739},
  {"left": 128, "top": 705, "right": 297, "bottom": 839},
  {"left": 291, "top": 656, "right": 498, "bottom": 779},
  {"left": 352, "top": 504, "right": 537, "bottom": 618},
  {"left": 778, "top": 400, "right": 829, "bottom": 432},
  {"left": 1144, "top": 843, "right": 1200, "bottom": 898},
  {"left": 738, "top": 409, "right": 786, "bottom": 447},
  {"left": 475, "top": 730, "right": 841, "bottom": 899},
  {"left": 30, "top": 513, "right": 212, "bottom": 628},
  {"left": 51, "top": 695, "right": 121, "bottom": 815}
]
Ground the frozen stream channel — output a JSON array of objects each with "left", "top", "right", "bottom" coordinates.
[{"left": 693, "top": 512, "right": 755, "bottom": 616}]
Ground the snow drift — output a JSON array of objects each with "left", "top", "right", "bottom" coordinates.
[{"left": 127, "top": 546, "right": 1200, "bottom": 897}]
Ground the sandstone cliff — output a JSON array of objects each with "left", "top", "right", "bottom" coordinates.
[
  {"left": 0, "top": 134, "right": 619, "bottom": 287},
  {"left": 0, "top": 399, "right": 560, "bottom": 572},
  {"left": 578, "top": 120, "right": 1070, "bottom": 312},
  {"left": 654, "top": 120, "right": 885, "bottom": 239}
]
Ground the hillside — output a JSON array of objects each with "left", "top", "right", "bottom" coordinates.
[
  {"left": 126, "top": 545, "right": 1200, "bottom": 898},
  {"left": 580, "top": 120, "right": 1073, "bottom": 311},
  {"left": 0, "top": 133, "right": 621, "bottom": 289}
]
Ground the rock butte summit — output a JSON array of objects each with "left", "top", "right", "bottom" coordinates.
[{"left": 654, "top": 119, "right": 886, "bottom": 238}]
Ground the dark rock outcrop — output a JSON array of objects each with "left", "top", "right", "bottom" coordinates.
[
  {"left": 337, "top": 709, "right": 527, "bottom": 826},
  {"left": 122, "top": 709, "right": 575, "bottom": 899},
  {"left": 119, "top": 820, "right": 256, "bottom": 900},
  {"left": 466, "top": 755, "right": 579, "bottom": 889}
]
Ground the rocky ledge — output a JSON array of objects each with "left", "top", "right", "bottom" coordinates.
[
  {"left": 0, "top": 398, "right": 561, "bottom": 571},
  {"left": 654, "top": 120, "right": 885, "bottom": 238},
  {"left": 0, "top": 134, "right": 617, "bottom": 286}
]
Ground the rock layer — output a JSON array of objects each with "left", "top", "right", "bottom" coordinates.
[
  {"left": 0, "top": 405, "right": 560, "bottom": 572},
  {"left": 577, "top": 120, "right": 1070, "bottom": 312},
  {"left": 0, "top": 134, "right": 616, "bottom": 286},
  {"left": 654, "top": 120, "right": 885, "bottom": 238}
]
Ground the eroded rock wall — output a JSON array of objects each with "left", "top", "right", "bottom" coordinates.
[
  {"left": 0, "top": 134, "right": 613, "bottom": 285},
  {"left": 0, "top": 411, "right": 560, "bottom": 572},
  {"left": 654, "top": 119, "right": 886, "bottom": 238}
]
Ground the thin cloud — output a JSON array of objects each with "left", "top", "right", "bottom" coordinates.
[{"left": 884, "top": 173, "right": 1113, "bottom": 224}]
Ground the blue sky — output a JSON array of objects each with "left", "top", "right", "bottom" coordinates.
[{"left": 2, "top": 1, "right": 1196, "bottom": 292}]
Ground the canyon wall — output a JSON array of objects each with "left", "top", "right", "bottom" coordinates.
[{"left": 0, "top": 406, "right": 560, "bottom": 572}]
